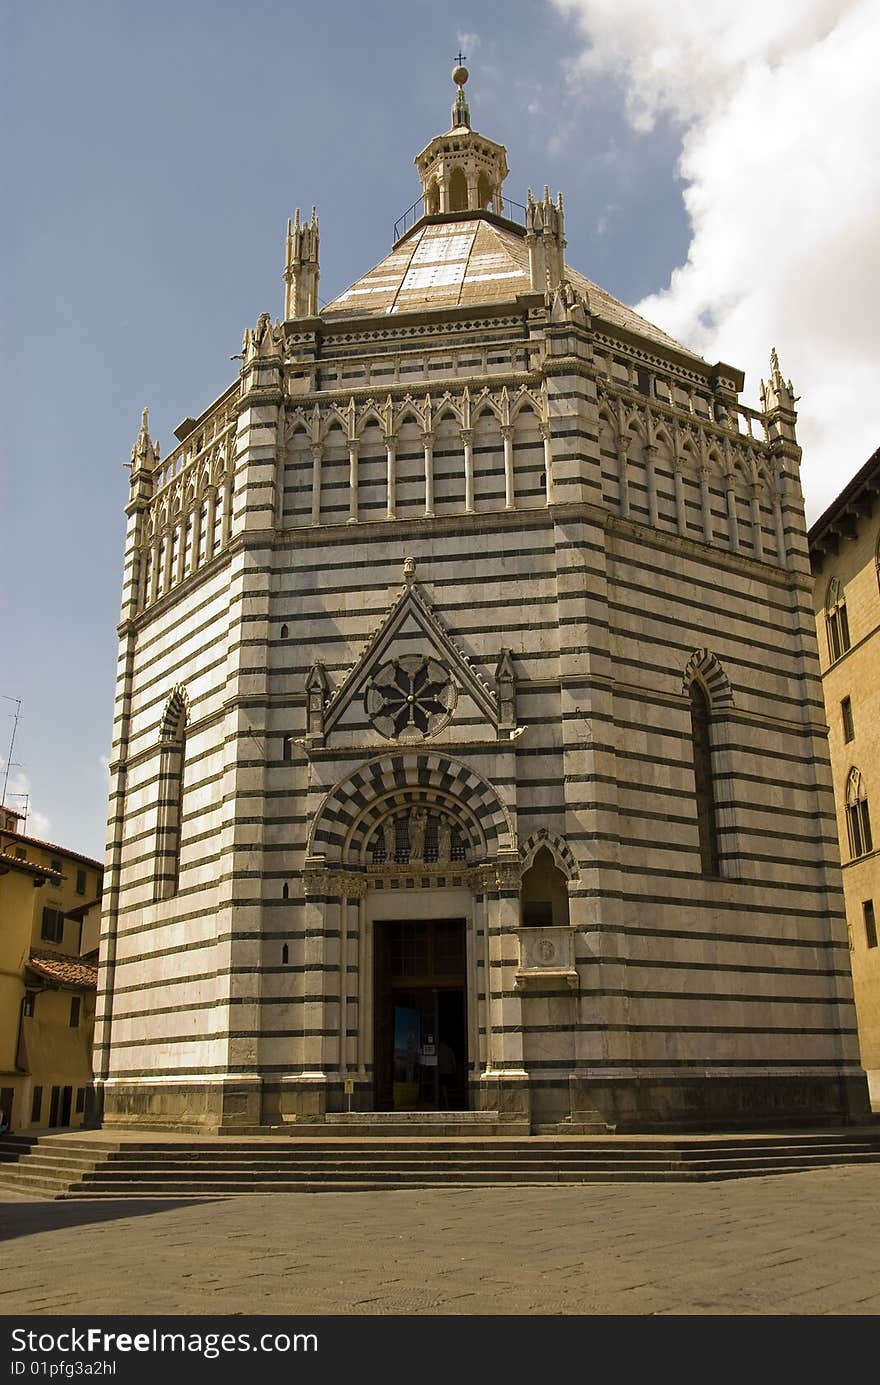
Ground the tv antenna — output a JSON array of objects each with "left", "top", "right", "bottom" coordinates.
[{"left": 1, "top": 696, "right": 22, "bottom": 806}]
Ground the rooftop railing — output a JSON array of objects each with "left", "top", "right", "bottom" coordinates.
[{"left": 393, "top": 194, "right": 528, "bottom": 243}]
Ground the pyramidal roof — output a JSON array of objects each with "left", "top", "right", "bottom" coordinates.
[
  {"left": 320, "top": 64, "right": 703, "bottom": 364},
  {"left": 322, "top": 215, "right": 701, "bottom": 361}
]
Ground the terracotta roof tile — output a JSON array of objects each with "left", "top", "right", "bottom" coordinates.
[{"left": 27, "top": 952, "right": 98, "bottom": 989}]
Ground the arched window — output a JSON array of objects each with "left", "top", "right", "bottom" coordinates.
[
  {"left": 520, "top": 846, "right": 570, "bottom": 927},
  {"left": 690, "top": 680, "right": 721, "bottom": 876},
  {"left": 448, "top": 168, "right": 468, "bottom": 212},
  {"left": 825, "top": 577, "right": 851, "bottom": 663},
  {"left": 425, "top": 180, "right": 440, "bottom": 215},
  {"left": 155, "top": 690, "right": 187, "bottom": 900},
  {"left": 846, "top": 769, "right": 873, "bottom": 860}
]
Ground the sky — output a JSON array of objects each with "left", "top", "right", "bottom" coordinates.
[{"left": 1, "top": 0, "right": 878, "bottom": 861}]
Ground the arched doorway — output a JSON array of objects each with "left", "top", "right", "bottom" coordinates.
[{"left": 307, "top": 751, "right": 523, "bottom": 1114}]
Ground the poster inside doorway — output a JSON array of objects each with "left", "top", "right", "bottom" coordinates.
[{"left": 393, "top": 1005, "right": 421, "bottom": 1108}]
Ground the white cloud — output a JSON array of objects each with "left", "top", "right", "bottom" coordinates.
[
  {"left": 99, "top": 754, "right": 111, "bottom": 777},
  {"left": 1, "top": 762, "right": 51, "bottom": 840},
  {"left": 551, "top": 0, "right": 880, "bottom": 519},
  {"left": 455, "top": 31, "right": 481, "bottom": 57}
]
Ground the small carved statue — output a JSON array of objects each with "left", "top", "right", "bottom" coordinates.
[
  {"left": 437, "top": 815, "right": 452, "bottom": 863},
  {"left": 408, "top": 807, "right": 427, "bottom": 861}
]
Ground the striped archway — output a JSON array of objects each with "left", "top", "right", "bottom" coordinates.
[{"left": 308, "top": 751, "right": 515, "bottom": 864}]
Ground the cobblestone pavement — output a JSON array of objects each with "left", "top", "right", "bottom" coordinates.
[{"left": 2, "top": 1166, "right": 880, "bottom": 1315}]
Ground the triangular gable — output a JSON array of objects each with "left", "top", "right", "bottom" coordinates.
[{"left": 322, "top": 581, "right": 498, "bottom": 740}]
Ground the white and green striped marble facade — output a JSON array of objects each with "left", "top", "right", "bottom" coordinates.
[{"left": 93, "top": 237, "right": 868, "bottom": 1132}]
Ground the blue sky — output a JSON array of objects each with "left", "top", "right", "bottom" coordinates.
[{"left": 2, "top": 0, "right": 877, "bottom": 859}]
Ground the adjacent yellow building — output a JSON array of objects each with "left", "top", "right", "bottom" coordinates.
[
  {"left": 0, "top": 820, "right": 102, "bottom": 1130},
  {"left": 810, "top": 446, "right": 880, "bottom": 1108}
]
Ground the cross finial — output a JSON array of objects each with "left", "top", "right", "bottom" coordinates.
[{"left": 456, "top": 49, "right": 466, "bottom": 66}]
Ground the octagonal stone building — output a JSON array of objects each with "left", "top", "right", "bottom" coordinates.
[{"left": 94, "top": 70, "right": 868, "bottom": 1133}]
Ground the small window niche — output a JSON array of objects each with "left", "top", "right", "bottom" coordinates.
[{"left": 520, "top": 846, "right": 570, "bottom": 927}]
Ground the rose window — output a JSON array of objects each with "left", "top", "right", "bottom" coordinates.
[{"left": 365, "top": 656, "right": 457, "bottom": 742}]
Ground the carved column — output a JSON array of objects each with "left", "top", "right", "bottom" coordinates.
[
  {"left": 191, "top": 499, "right": 202, "bottom": 574},
  {"left": 348, "top": 439, "right": 359, "bottom": 523},
  {"left": 301, "top": 869, "right": 329, "bottom": 1082},
  {"left": 357, "top": 893, "right": 372, "bottom": 1080},
  {"left": 699, "top": 465, "right": 713, "bottom": 544},
  {"left": 204, "top": 488, "right": 217, "bottom": 562},
  {"left": 672, "top": 457, "right": 686, "bottom": 536},
  {"left": 540, "top": 424, "right": 554, "bottom": 504},
  {"left": 421, "top": 431, "right": 434, "bottom": 516},
  {"left": 162, "top": 528, "right": 173, "bottom": 593},
  {"left": 385, "top": 432, "right": 397, "bottom": 520},
  {"left": 501, "top": 424, "right": 515, "bottom": 510},
  {"left": 339, "top": 879, "right": 366, "bottom": 1081},
  {"left": 461, "top": 427, "right": 474, "bottom": 513},
  {"left": 618, "top": 442, "right": 630, "bottom": 518},
  {"left": 221, "top": 477, "right": 233, "bottom": 547},
  {"left": 310, "top": 445, "right": 322, "bottom": 527},
  {"left": 725, "top": 472, "right": 740, "bottom": 553},
  {"left": 750, "top": 481, "right": 765, "bottom": 561},
  {"left": 773, "top": 483, "right": 787, "bottom": 567},
  {"left": 645, "top": 444, "right": 659, "bottom": 528},
  {"left": 478, "top": 857, "right": 529, "bottom": 1119},
  {"left": 176, "top": 518, "right": 187, "bottom": 584}
]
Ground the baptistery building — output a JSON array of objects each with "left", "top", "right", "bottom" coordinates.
[{"left": 95, "top": 69, "right": 868, "bottom": 1132}]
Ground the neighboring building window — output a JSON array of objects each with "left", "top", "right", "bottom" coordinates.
[
  {"left": 155, "top": 689, "right": 187, "bottom": 901},
  {"left": 40, "top": 907, "right": 64, "bottom": 943},
  {"left": 23, "top": 991, "right": 37, "bottom": 1018},
  {"left": 690, "top": 681, "right": 721, "bottom": 876},
  {"left": 841, "top": 696, "right": 854, "bottom": 743},
  {"left": 69, "top": 996, "right": 81, "bottom": 1028},
  {"left": 865, "top": 901, "right": 878, "bottom": 949},
  {"left": 14, "top": 846, "right": 25, "bottom": 859},
  {"left": 31, "top": 1086, "right": 42, "bottom": 1123},
  {"left": 825, "top": 577, "right": 850, "bottom": 662},
  {"left": 50, "top": 858, "right": 62, "bottom": 874},
  {"left": 846, "top": 769, "right": 873, "bottom": 859},
  {"left": 76, "top": 869, "right": 87, "bottom": 895}
]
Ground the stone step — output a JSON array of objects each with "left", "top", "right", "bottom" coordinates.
[
  {"left": 58, "top": 1147, "right": 880, "bottom": 1177},
  {"left": 3, "top": 1128, "right": 879, "bottom": 1200}
]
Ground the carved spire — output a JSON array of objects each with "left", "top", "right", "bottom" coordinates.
[
  {"left": 414, "top": 65, "right": 508, "bottom": 217},
  {"left": 131, "top": 407, "right": 159, "bottom": 474},
  {"left": 451, "top": 59, "right": 471, "bottom": 129},
  {"left": 284, "top": 206, "right": 320, "bottom": 319},
  {"left": 525, "top": 186, "right": 566, "bottom": 292},
  {"left": 760, "top": 345, "right": 796, "bottom": 414}
]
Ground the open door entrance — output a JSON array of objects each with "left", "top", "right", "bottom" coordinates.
[{"left": 374, "top": 919, "right": 467, "bottom": 1111}]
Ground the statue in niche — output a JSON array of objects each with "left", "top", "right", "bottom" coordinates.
[
  {"left": 437, "top": 815, "right": 452, "bottom": 864},
  {"left": 408, "top": 807, "right": 427, "bottom": 861}
]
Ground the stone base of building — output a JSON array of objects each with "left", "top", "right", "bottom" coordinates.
[
  {"left": 96, "top": 1070, "right": 870, "bottom": 1134},
  {"left": 96, "top": 1078, "right": 263, "bottom": 1133},
  {"left": 576, "top": 1074, "right": 871, "bottom": 1132}
]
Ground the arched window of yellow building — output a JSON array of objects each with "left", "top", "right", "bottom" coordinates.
[
  {"left": 846, "top": 768, "right": 873, "bottom": 860},
  {"left": 825, "top": 576, "right": 851, "bottom": 663}
]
